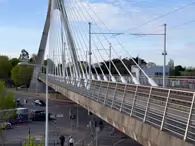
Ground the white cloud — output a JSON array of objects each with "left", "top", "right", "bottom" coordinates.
[
  {"left": 63, "top": 0, "right": 195, "bottom": 66},
  {"left": 0, "top": 0, "right": 194, "bottom": 67},
  {"left": 66, "top": 0, "right": 162, "bottom": 32}
]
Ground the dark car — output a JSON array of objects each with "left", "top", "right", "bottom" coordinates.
[
  {"left": 16, "top": 99, "right": 23, "bottom": 107},
  {"left": 34, "top": 100, "right": 46, "bottom": 107},
  {"left": 30, "top": 110, "right": 54, "bottom": 121}
]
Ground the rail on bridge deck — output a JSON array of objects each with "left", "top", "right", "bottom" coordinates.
[{"left": 38, "top": 73, "right": 195, "bottom": 145}]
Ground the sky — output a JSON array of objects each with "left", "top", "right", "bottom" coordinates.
[{"left": 0, "top": 0, "right": 195, "bottom": 67}]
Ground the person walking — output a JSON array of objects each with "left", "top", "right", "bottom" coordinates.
[
  {"left": 59, "top": 135, "right": 65, "bottom": 146},
  {"left": 69, "top": 136, "right": 74, "bottom": 146}
]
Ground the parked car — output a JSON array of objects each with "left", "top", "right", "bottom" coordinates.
[
  {"left": 30, "top": 110, "right": 54, "bottom": 121},
  {"left": 0, "top": 122, "right": 12, "bottom": 129},
  {"left": 34, "top": 100, "right": 46, "bottom": 107},
  {"left": 16, "top": 85, "right": 27, "bottom": 91}
]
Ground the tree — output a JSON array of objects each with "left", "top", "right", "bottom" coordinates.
[
  {"left": 11, "top": 66, "right": 33, "bottom": 87},
  {"left": 0, "top": 81, "right": 17, "bottom": 144},
  {"left": 0, "top": 81, "right": 16, "bottom": 109},
  {"left": 10, "top": 58, "right": 20, "bottom": 68},
  {"left": 29, "top": 53, "right": 37, "bottom": 63},
  {"left": 19, "top": 49, "right": 29, "bottom": 62},
  {"left": 24, "top": 136, "right": 44, "bottom": 146},
  {"left": 168, "top": 59, "right": 174, "bottom": 69},
  {"left": 0, "top": 56, "right": 12, "bottom": 79},
  {"left": 173, "top": 65, "right": 186, "bottom": 76}
]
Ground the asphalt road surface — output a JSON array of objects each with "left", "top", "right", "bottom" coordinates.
[{"left": 4, "top": 91, "right": 141, "bottom": 146}]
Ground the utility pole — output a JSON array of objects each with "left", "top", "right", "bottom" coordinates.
[
  {"left": 109, "top": 43, "right": 112, "bottom": 81},
  {"left": 127, "top": 24, "right": 167, "bottom": 87},
  {"left": 76, "top": 104, "right": 79, "bottom": 127},
  {"left": 137, "top": 54, "right": 140, "bottom": 82},
  {"left": 86, "top": 50, "right": 88, "bottom": 73},
  {"left": 162, "top": 23, "right": 167, "bottom": 87},
  {"left": 53, "top": 50, "right": 55, "bottom": 75},
  {"left": 89, "top": 22, "right": 92, "bottom": 81}
]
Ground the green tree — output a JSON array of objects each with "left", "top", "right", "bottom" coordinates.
[
  {"left": 0, "top": 56, "right": 12, "bottom": 79},
  {"left": 29, "top": 54, "right": 37, "bottom": 63},
  {"left": 10, "top": 58, "right": 20, "bottom": 68},
  {"left": 19, "top": 49, "right": 29, "bottom": 62},
  {"left": 0, "top": 81, "right": 17, "bottom": 144},
  {"left": 24, "top": 136, "right": 44, "bottom": 146},
  {"left": 11, "top": 66, "right": 33, "bottom": 86}
]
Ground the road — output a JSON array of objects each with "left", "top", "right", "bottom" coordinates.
[{"left": 4, "top": 90, "right": 142, "bottom": 146}]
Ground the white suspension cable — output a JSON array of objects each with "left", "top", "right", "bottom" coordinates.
[
  {"left": 71, "top": 0, "right": 138, "bottom": 84},
  {"left": 65, "top": 0, "right": 109, "bottom": 81},
  {"left": 65, "top": 1, "right": 100, "bottom": 80},
  {"left": 71, "top": 0, "right": 155, "bottom": 85},
  {"left": 67, "top": 0, "right": 120, "bottom": 82}
]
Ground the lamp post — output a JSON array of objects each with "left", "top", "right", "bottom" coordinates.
[
  {"left": 18, "top": 62, "right": 48, "bottom": 146},
  {"left": 124, "top": 24, "right": 167, "bottom": 87}
]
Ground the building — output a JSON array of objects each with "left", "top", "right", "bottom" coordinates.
[{"left": 131, "top": 65, "right": 170, "bottom": 85}]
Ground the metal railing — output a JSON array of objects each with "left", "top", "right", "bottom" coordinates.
[
  {"left": 39, "top": 74, "right": 195, "bottom": 143},
  {"left": 98, "top": 75, "right": 195, "bottom": 90},
  {"left": 46, "top": 74, "right": 195, "bottom": 90}
]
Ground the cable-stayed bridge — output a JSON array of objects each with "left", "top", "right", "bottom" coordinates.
[{"left": 31, "top": 0, "right": 195, "bottom": 146}]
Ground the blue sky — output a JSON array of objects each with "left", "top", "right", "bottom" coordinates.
[{"left": 0, "top": 0, "right": 195, "bottom": 67}]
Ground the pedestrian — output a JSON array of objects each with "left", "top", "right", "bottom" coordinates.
[
  {"left": 59, "top": 135, "right": 65, "bottom": 146},
  {"left": 111, "top": 127, "right": 115, "bottom": 136},
  {"left": 99, "top": 120, "right": 104, "bottom": 130},
  {"left": 69, "top": 136, "right": 74, "bottom": 146}
]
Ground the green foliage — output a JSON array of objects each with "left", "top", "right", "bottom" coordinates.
[
  {"left": 0, "top": 81, "right": 17, "bottom": 137},
  {"left": 0, "top": 56, "right": 12, "bottom": 79},
  {"left": 43, "top": 60, "right": 47, "bottom": 66},
  {"left": 0, "top": 81, "right": 17, "bottom": 109},
  {"left": 11, "top": 65, "right": 33, "bottom": 86},
  {"left": 10, "top": 58, "right": 20, "bottom": 68},
  {"left": 24, "top": 136, "right": 44, "bottom": 146},
  {"left": 29, "top": 54, "right": 37, "bottom": 63}
]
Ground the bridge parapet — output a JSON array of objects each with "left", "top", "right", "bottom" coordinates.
[{"left": 39, "top": 73, "right": 195, "bottom": 146}]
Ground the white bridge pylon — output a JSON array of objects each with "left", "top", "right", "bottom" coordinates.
[{"left": 31, "top": 0, "right": 158, "bottom": 90}]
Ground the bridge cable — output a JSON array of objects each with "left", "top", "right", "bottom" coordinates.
[
  {"left": 69, "top": 0, "right": 129, "bottom": 83},
  {"left": 72, "top": 0, "right": 142, "bottom": 84},
  {"left": 66, "top": 0, "right": 114, "bottom": 81}
]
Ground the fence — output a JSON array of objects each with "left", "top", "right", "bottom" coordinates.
[{"left": 39, "top": 73, "right": 195, "bottom": 143}]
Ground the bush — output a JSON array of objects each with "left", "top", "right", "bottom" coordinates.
[{"left": 23, "top": 136, "right": 44, "bottom": 146}]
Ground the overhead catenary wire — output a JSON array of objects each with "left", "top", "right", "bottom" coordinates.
[
  {"left": 77, "top": 0, "right": 163, "bottom": 85},
  {"left": 70, "top": 0, "right": 133, "bottom": 83},
  {"left": 71, "top": 0, "right": 140, "bottom": 84},
  {"left": 122, "top": 0, "right": 195, "bottom": 33},
  {"left": 81, "top": 0, "right": 195, "bottom": 82}
]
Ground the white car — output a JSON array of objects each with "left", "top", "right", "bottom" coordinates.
[
  {"left": 0, "top": 122, "right": 12, "bottom": 129},
  {"left": 34, "top": 100, "right": 46, "bottom": 107}
]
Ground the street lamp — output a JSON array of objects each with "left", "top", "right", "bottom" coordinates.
[{"left": 18, "top": 62, "right": 49, "bottom": 146}]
